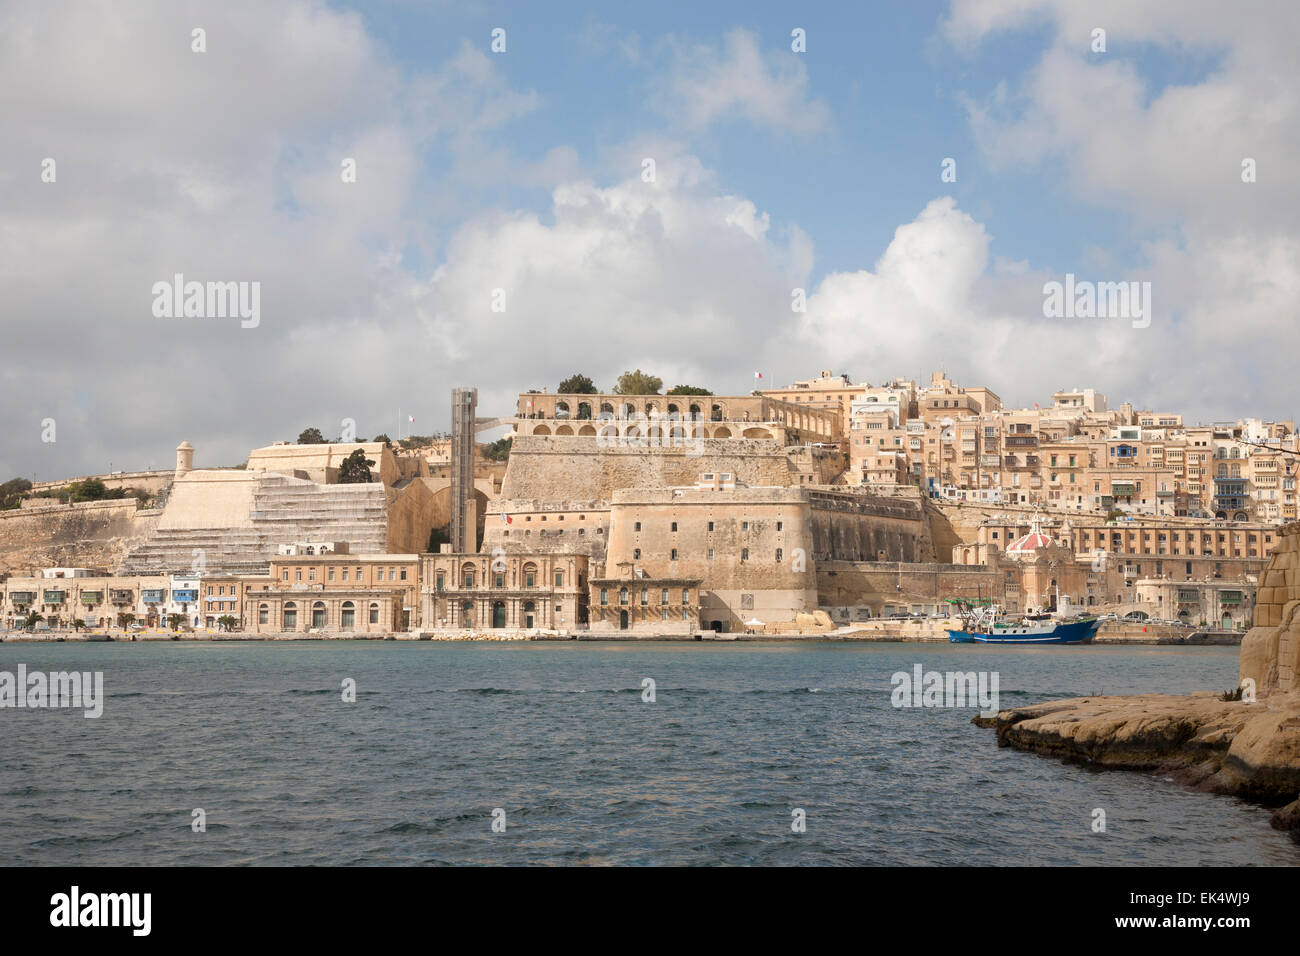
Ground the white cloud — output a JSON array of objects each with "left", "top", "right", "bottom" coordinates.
[{"left": 659, "top": 28, "right": 832, "bottom": 135}]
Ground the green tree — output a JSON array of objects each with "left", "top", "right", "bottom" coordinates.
[
  {"left": 484, "top": 437, "right": 512, "bottom": 461},
  {"left": 557, "top": 373, "right": 598, "bottom": 394},
  {"left": 71, "top": 618, "right": 86, "bottom": 631},
  {"left": 338, "top": 448, "right": 375, "bottom": 483},
  {"left": 372, "top": 433, "right": 393, "bottom": 446},
  {"left": 613, "top": 369, "right": 662, "bottom": 395},
  {"left": 166, "top": 613, "right": 185, "bottom": 631},
  {"left": 0, "top": 477, "right": 32, "bottom": 509},
  {"left": 217, "top": 615, "right": 238, "bottom": 632},
  {"left": 119, "top": 613, "right": 135, "bottom": 629},
  {"left": 666, "top": 384, "right": 713, "bottom": 396},
  {"left": 23, "top": 611, "right": 42, "bottom": 628},
  {"left": 298, "top": 427, "right": 325, "bottom": 444}
]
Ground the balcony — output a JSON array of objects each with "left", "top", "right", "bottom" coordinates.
[{"left": 1005, "top": 436, "right": 1038, "bottom": 448}]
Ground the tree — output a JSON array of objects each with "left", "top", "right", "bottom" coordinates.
[
  {"left": 71, "top": 618, "right": 86, "bottom": 631},
  {"left": 484, "top": 437, "right": 512, "bottom": 461},
  {"left": 23, "top": 611, "right": 42, "bottom": 628},
  {"left": 613, "top": 369, "right": 662, "bottom": 395},
  {"left": 372, "top": 433, "right": 393, "bottom": 446},
  {"left": 0, "top": 477, "right": 31, "bottom": 510},
  {"left": 217, "top": 615, "right": 238, "bottom": 632},
  {"left": 119, "top": 613, "right": 135, "bottom": 629},
  {"left": 166, "top": 613, "right": 185, "bottom": 631},
  {"left": 298, "top": 427, "right": 325, "bottom": 444},
  {"left": 557, "top": 373, "right": 598, "bottom": 394},
  {"left": 666, "top": 385, "right": 713, "bottom": 396},
  {"left": 338, "top": 448, "right": 375, "bottom": 483}
]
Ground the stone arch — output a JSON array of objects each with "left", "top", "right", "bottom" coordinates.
[
  {"left": 742, "top": 426, "right": 772, "bottom": 439},
  {"left": 534, "top": 423, "right": 551, "bottom": 436},
  {"left": 555, "top": 424, "right": 573, "bottom": 436},
  {"left": 599, "top": 403, "right": 615, "bottom": 418},
  {"left": 712, "top": 426, "right": 732, "bottom": 439},
  {"left": 555, "top": 401, "right": 571, "bottom": 419},
  {"left": 711, "top": 403, "right": 725, "bottom": 421},
  {"left": 578, "top": 424, "right": 596, "bottom": 436},
  {"left": 577, "top": 402, "right": 592, "bottom": 420}
]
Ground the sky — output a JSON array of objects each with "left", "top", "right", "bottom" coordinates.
[{"left": 2, "top": 0, "right": 1298, "bottom": 479}]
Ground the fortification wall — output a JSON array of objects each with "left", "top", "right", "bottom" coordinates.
[
  {"left": 817, "top": 561, "right": 1003, "bottom": 614},
  {"left": 500, "top": 435, "right": 794, "bottom": 501},
  {"left": 0, "top": 499, "right": 158, "bottom": 575}
]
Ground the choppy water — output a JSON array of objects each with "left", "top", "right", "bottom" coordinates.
[{"left": 0, "top": 640, "right": 1294, "bottom": 865}]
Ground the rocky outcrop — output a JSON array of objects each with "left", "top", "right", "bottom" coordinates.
[
  {"left": 975, "top": 692, "right": 1300, "bottom": 828},
  {"left": 977, "top": 521, "right": 1300, "bottom": 830}
]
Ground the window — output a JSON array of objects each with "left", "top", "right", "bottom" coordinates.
[
  {"left": 464, "top": 572, "right": 475, "bottom": 588},
  {"left": 400, "top": 569, "right": 407, "bottom": 581},
  {"left": 283, "top": 602, "right": 297, "bottom": 629},
  {"left": 377, "top": 568, "right": 385, "bottom": 581},
  {"left": 554, "top": 571, "right": 563, "bottom": 587},
  {"left": 741, "top": 548, "right": 749, "bottom": 562},
  {"left": 661, "top": 589, "right": 669, "bottom": 605},
  {"left": 619, "top": 588, "right": 629, "bottom": 606},
  {"left": 369, "top": 603, "right": 380, "bottom": 624},
  {"left": 600, "top": 589, "right": 608, "bottom": 606},
  {"left": 295, "top": 570, "right": 302, "bottom": 581},
  {"left": 635, "top": 521, "right": 642, "bottom": 532},
  {"left": 671, "top": 522, "right": 678, "bottom": 532},
  {"left": 328, "top": 569, "right": 335, "bottom": 581},
  {"left": 776, "top": 521, "right": 783, "bottom": 531},
  {"left": 308, "top": 569, "right": 316, "bottom": 581},
  {"left": 708, "top": 521, "right": 715, "bottom": 531},
  {"left": 776, "top": 549, "right": 783, "bottom": 562},
  {"left": 707, "top": 549, "right": 714, "bottom": 560},
  {"left": 682, "top": 589, "right": 690, "bottom": 604},
  {"left": 641, "top": 588, "right": 648, "bottom": 606},
  {"left": 670, "top": 549, "right": 678, "bottom": 560},
  {"left": 526, "top": 572, "right": 535, "bottom": 588},
  {"left": 282, "top": 570, "right": 288, "bottom": 581},
  {"left": 258, "top": 604, "right": 268, "bottom": 626},
  {"left": 741, "top": 521, "right": 749, "bottom": 531},
  {"left": 633, "top": 549, "right": 641, "bottom": 559},
  {"left": 342, "top": 568, "right": 349, "bottom": 581},
  {"left": 495, "top": 573, "right": 505, "bottom": 588}
]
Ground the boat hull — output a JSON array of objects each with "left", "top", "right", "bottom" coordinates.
[{"left": 947, "top": 618, "right": 1099, "bottom": 645}]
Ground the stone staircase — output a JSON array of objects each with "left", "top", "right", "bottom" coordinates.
[{"left": 121, "top": 474, "right": 389, "bottom": 574}]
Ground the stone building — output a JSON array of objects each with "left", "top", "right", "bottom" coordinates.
[
  {"left": 266, "top": 553, "right": 420, "bottom": 629},
  {"left": 419, "top": 551, "right": 589, "bottom": 631},
  {"left": 600, "top": 477, "right": 817, "bottom": 632},
  {"left": 243, "top": 586, "right": 402, "bottom": 634},
  {"left": 588, "top": 572, "right": 702, "bottom": 635}
]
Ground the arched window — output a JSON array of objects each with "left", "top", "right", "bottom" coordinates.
[
  {"left": 689, "top": 403, "right": 702, "bottom": 418},
  {"left": 258, "top": 603, "right": 268, "bottom": 626},
  {"left": 283, "top": 601, "right": 297, "bottom": 630},
  {"left": 711, "top": 403, "right": 724, "bottom": 421},
  {"left": 619, "top": 588, "right": 629, "bottom": 606},
  {"left": 577, "top": 402, "right": 592, "bottom": 420},
  {"left": 523, "top": 562, "right": 538, "bottom": 588},
  {"left": 462, "top": 563, "right": 476, "bottom": 588},
  {"left": 555, "top": 401, "right": 570, "bottom": 419},
  {"left": 312, "top": 601, "right": 326, "bottom": 629},
  {"left": 369, "top": 602, "right": 380, "bottom": 625},
  {"left": 341, "top": 601, "right": 355, "bottom": 629},
  {"left": 599, "top": 402, "right": 615, "bottom": 419}
]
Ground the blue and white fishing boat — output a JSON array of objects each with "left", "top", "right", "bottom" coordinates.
[{"left": 946, "top": 599, "right": 1098, "bottom": 644}]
